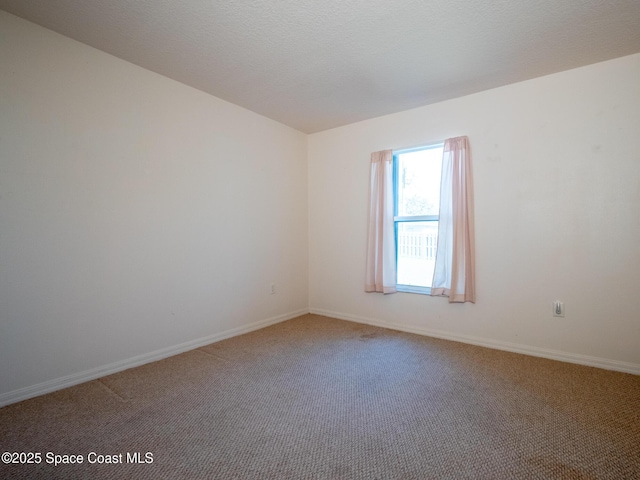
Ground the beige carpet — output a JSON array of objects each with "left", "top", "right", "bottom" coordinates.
[{"left": 1, "top": 314, "right": 639, "bottom": 479}]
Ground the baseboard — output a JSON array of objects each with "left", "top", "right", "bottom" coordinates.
[
  {"left": 0, "top": 308, "right": 309, "bottom": 408},
  {"left": 309, "top": 307, "right": 640, "bottom": 375}
]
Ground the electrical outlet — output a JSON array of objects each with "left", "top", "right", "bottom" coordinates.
[
  {"left": 270, "top": 283, "right": 276, "bottom": 295},
  {"left": 553, "top": 301, "right": 565, "bottom": 317}
]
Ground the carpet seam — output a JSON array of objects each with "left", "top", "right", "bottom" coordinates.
[{"left": 95, "top": 378, "right": 129, "bottom": 402}]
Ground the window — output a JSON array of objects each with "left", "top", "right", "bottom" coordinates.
[
  {"left": 365, "top": 137, "right": 475, "bottom": 301},
  {"left": 393, "top": 144, "right": 444, "bottom": 294}
]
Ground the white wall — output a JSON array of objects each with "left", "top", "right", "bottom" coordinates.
[
  {"left": 0, "top": 11, "right": 308, "bottom": 403},
  {"left": 1, "top": 11, "right": 638, "bottom": 406},
  {"left": 309, "top": 53, "right": 640, "bottom": 372}
]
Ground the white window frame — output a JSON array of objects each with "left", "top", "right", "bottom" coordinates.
[{"left": 393, "top": 143, "right": 444, "bottom": 295}]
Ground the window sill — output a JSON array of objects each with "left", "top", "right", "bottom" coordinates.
[{"left": 397, "top": 285, "right": 432, "bottom": 295}]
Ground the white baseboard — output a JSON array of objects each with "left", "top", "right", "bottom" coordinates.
[
  {"left": 0, "top": 308, "right": 309, "bottom": 408},
  {"left": 310, "top": 307, "right": 640, "bottom": 376}
]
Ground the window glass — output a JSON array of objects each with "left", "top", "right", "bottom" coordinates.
[
  {"left": 396, "top": 221, "right": 439, "bottom": 288},
  {"left": 395, "top": 144, "right": 443, "bottom": 292},
  {"left": 396, "top": 148, "right": 442, "bottom": 217}
]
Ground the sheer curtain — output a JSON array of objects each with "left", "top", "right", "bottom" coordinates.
[
  {"left": 365, "top": 150, "right": 397, "bottom": 294},
  {"left": 431, "top": 136, "right": 476, "bottom": 303}
]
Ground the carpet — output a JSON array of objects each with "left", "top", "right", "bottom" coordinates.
[{"left": 1, "top": 314, "right": 639, "bottom": 479}]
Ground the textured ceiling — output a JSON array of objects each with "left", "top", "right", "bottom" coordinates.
[{"left": 1, "top": 0, "right": 639, "bottom": 133}]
